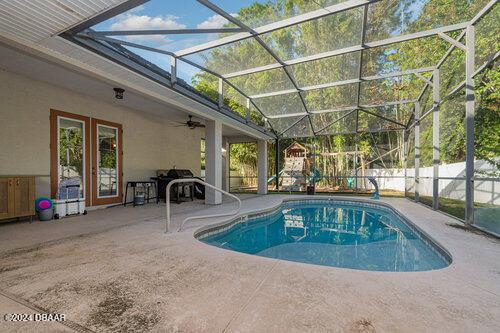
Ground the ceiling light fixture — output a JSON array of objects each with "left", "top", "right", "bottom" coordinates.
[{"left": 113, "top": 88, "right": 125, "bottom": 100}]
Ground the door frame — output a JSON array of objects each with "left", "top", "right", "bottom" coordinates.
[
  {"left": 91, "top": 118, "right": 123, "bottom": 206},
  {"left": 50, "top": 109, "right": 91, "bottom": 205}
]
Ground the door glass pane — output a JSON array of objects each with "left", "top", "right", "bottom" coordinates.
[
  {"left": 98, "top": 125, "right": 118, "bottom": 197},
  {"left": 58, "top": 118, "right": 85, "bottom": 198}
]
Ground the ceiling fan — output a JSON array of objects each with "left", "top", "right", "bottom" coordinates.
[{"left": 176, "top": 115, "right": 205, "bottom": 129}]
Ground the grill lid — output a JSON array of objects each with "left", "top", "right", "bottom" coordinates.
[{"left": 166, "top": 169, "right": 193, "bottom": 178}]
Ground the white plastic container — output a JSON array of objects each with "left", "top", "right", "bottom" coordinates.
[
  {"left": 54, "top": 177, "right": 86, "bottom": 219},
  {"left": 53, "top": 198, "right": 86, "bottom": 219}
]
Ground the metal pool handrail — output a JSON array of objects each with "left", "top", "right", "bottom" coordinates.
[{"left": 165, "top": 178, "right": 242, "bottom": 233}]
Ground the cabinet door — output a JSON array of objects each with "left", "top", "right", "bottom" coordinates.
[
  {"left": 14, "top": 177, "right": 35, "bottom": 217},
  {"left": 0, "top": 178, "right": 14, "bottom": 219}
]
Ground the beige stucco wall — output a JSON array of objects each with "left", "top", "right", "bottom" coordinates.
[{"left": 0, "top": 69, "right": 202, "bottom": 204}]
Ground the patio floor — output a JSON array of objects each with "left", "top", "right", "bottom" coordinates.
[{"left": 0, "top": 195, "right": 499, "bottom": 332}]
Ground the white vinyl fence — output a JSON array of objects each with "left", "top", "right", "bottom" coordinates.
[{"left": 366, "top": 160, "right": 498, "bottom": 205}]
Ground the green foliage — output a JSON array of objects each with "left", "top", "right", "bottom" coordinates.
[
  {"left": 475, "top": 65, "right": 500, "bottom": 175},
  {"left": 59, "top": 128, "right": 83, "bottom": 176},
  {"left": 98, "top": 136, "right": 117, "bottom": 169},
  {"left": 192, "top": 73, "right": 218, "bottom": 103},
  {"left": 405, "top": 2, "right": 499, "bottom": 173},
  {"left": 230, "top": 143, "right": 258, "bottom": 186},
  {"left": 100, "top": 152, "right": 116, "bottom": 169}
]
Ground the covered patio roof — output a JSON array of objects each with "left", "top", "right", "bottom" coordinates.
[{"left": 63, "top": 0, "right": 497, "bottom": 138}]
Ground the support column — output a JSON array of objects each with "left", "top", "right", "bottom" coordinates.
[
  {"left": 218, "top": 78, "right": 224, "bottom": 108},
  {"left": 222, "top": 139, "right": 230, "bottom": 192},
  {"left": 354, "top": 110, "right": 359, "bottom": 190},
  {"left": 414, "top": 102, "right": 421, "bottom": 202},
  {"left": 403, "top": 129, "right": 408, "bottom": 196},
  {"left": 257, "top": 139, "right": 268, "bottom": 195},
  {"left": 275, "top": 138, "right": 280, "bottom": 191},
  {"left": 246, "top": 98, "right": 251, "bottom": 123},
  {"left": 205, "top": 120, "right": 222, "bottom": 205},
  {"left": 465, "top": 25, "right": 475, "bottom": 224},
  {"left": 432, "top": 69, "right": 440, "bottom": 210},
  {"left": 170, "top": 57, "right": 177, "bottom": 85}
]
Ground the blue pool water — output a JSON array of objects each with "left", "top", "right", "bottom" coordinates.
[{"left": 199, "top": 201, "right": 450, "bottom": 271}]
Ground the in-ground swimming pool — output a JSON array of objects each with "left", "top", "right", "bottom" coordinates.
[{"left": 197, "top": 200, "right": 450, "bottom": 272}]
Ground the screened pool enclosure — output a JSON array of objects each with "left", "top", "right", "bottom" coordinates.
[{"left": 63, "top": 0, "right": 499, "bottom": 235}]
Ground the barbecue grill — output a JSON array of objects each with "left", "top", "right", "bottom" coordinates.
[{"left": 152, "top": 169, "right": 204, "bottom": 203}]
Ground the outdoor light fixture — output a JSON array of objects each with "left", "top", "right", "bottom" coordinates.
[{"left": 113, "top": 87, "right": 124, "bottom": 99}]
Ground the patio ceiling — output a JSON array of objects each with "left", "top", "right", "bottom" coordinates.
[
  {"left": 0, "top": 0, "right": 126, "bottom": 43},
  {"left": 63, "top": 0, "right": 498, "bottom": 138}
]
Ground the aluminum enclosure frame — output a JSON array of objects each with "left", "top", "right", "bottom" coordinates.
[
  {"left": 61, "top": 0, "right": 499, "bottom": 232},
  {"left": 63, "top": 0, "right": 496, "bottom": 140},
  {"left": 402, "top": 1, "right": 498, "bottom": 231}
]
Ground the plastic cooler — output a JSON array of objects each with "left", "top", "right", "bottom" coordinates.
[{"left": 53, "top": 177, "right": 87, "bottom": 219}]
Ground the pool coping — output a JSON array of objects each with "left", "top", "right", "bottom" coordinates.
[{"left": 193, "top": 196, "right": 453, "bottom": 266}]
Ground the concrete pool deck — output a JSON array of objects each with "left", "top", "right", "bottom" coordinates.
[{"left": 0, "top": 195, "right": 499, "bottom": 332}]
